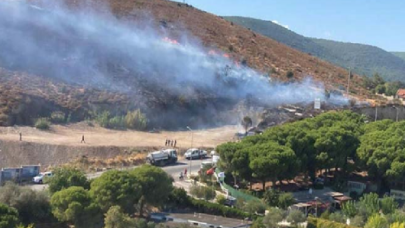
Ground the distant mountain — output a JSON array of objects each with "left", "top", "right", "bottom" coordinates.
[
  {"left": 392, "top": 52, "right": 405, "bottom": 61},
  {"left": 225, "top": 16, "right": 405, "bottom": 82}
]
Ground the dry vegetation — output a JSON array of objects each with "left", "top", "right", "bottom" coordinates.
[
  {"left": 66, "top": 153, "right": 147, "bottom": 172},
  {"left": 102, "top": 0, "right": 369, "bottom": 95},
  {"left": 0, "top": 0, "right": 375, "bottom": 127}
]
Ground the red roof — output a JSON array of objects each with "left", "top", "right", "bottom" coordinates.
[{"left": 397, "top": 89, "right": 405, "bottom": 97}]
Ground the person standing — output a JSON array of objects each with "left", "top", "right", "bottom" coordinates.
[
  {"left": 81, "top": 135, "right": 85, "bottom": 143},
  {"left": 19, "top": 132, "right": 22, "bottom": 141},
  {"left": 174, "top": 140, "right": 177, "bottom": 148}
]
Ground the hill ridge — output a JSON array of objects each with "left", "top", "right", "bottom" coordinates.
[{"left": 224, "top": 16, "right": 405, "bottom": 82}]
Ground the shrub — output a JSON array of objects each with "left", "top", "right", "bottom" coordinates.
[
  {"left": 262, "top": 207, "right": 284, "bottom": 228},
  {"left": 351, "top": 215, "right": 366, "bottom": 227},
  {"left": 365, "top": 214, "right": 389, "bottom": 228},
  {"left": 96, "top": 111, "right": 110, "bottom": 128},
  {"left": 35, "top": 118, "right": 51, "bottom": 130},
  {"left": 166, "top": 188, "right": 190, "bottom": 207},
  {"left": 0, "top": 203, "right": 19, "bottom": 228},
  {"left": 0, "top": 182, "right": 53, "bottom": 225},
  {"left": 263, "top": 189, "right": 295, "bottom": 209},
  {"left": 190, "top": 185, "right": 216, "bottom": 201},
  {"left": 263, "top": 188, "right": 280, "bottom": 207},
  {"left": 189, "top": 198, "right": 249, "bottom": 219},
  {"left": 286, "top": 209, "right": 306, "bottom": 225},
  {"left": 108, "top": 116, "right": 126, "bottom": 129},
  {"left": 307, "top": 217, "right": 359, "bottom": 228},
  {"left": 216, "top": 195, "right": 226, "bottom": 205},
  {"left": 278, "top": 193, "right": 296, "bottom": 210},
  {"left": 329, "top": 212, "right": 346, "bottom": 223},
  {"left": 243, "top": 200, "right": 267, "bottom": 214},
  {"left": 125, "top": 109, "right": 147, "bottom": 130},
  {"left": 50, "top": 111, "right": 65, "bottom": 124},
  {"left": 104, "top": 206, "right": 140, "bottom": 228}
]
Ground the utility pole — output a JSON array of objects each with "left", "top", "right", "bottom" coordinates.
[{"left": 187, "top": 126, "right": 193, "bottom": 177}]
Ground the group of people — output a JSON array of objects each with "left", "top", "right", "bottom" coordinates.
[{"left": 165, "top": 139, "right": 177, "bottom": 147}]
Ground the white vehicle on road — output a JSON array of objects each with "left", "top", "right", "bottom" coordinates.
[
  {"left": 32, "top": 171, "right": 53, "bottom": 184},
  {"left": 184, "top": 148, "right": 207, "bottom": 160}
]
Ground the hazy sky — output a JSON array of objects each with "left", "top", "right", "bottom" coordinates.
[{"left": 175, "top": 0, "right": 405, "bottom": 52}]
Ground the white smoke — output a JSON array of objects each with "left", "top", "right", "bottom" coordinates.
[{"left": 0, "top": 0, "right": 347, "bottom": 125}]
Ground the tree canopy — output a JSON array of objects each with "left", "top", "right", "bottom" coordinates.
[{"left": 47, "top": 167, "right": 89, "bottom": 194}]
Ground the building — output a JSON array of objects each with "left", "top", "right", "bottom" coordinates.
[
  {"left": 150, "top": 213, "right": 252, "bottom": 228},
  {"left": 396, "top": 89, "right": 405, "bottom": 99}
]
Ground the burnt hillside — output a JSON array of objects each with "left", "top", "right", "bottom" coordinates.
[{"left": 0, "top": 0, "right": 371, "bottom": 128}]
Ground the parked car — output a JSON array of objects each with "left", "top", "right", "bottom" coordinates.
[
  {"left": 184, "top": 148, "right": 207, "bottom": 160},
  {"left": 32, "top": 171, "right": 53, "bottom": 184}
]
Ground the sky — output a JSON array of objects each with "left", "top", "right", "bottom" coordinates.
[{"left": 174, "top": 0, "right": 405, "bottom": 52}]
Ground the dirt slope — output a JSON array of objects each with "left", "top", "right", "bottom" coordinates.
[
  {"left": 0, "top": 123, "right": 238, "bottom": 168},
  {"left": 103, "top": 0, "right": 368, "bottom": 94}
]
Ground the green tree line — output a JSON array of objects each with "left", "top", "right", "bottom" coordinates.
[{"left": 217, "top": 111, "right": 405, "bottom": 192}]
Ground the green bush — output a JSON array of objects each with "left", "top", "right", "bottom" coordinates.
[
  {"left": 95, "top": 110, "right": 147, "bottom": 130},
  {"left": 243, "top": 200, "right": 267, "bottom": 214},
  {"left": 216, "top": 195, "right": 227, "bottom": 205},
  {"left": 0, "top": 203, "right": 20, "bottom": 228},
  {"left": 0, "top": 182, "right": 53, "bottom": 225},
  {"left": 125, "top": 109, "right": 147, "bottom": 130},
  {"left": 278, "top": 193, "right": 296, "bottom": 210},
  {"left": 108, "top": 116, "right": 126, "bottom": 129},
  {"left": 35, "top": 118, "right": 51, "bottom": 130},
  {"left": 50, "top": 111, "right": 65, "bottom": 124},
  {"left": 190, "top": 185, "right": 216, "bottom": 201},
  {"left": 166, "top": 188, "right": 190, "bottom": 207},
  {"left": 95, "top": 111, "right": 110, "bottom": 128},
  {"left": 286, "top": 209, "right": 306, "bottom": 225},
  {"left": 307, "top": 217, "right": 360, "bottom": 228},
  {"left": 189, "top": 198, "right": 250, "bottom": 219}
]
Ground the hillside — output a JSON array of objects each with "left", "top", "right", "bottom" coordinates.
[
  {"left": 225, "top": 16, "right": 405, "bottom": 82},
  {"left": 392, "top": 52, "right": 405, "bottom": 61},
  {"left": 0, "top": 0, "right": 370, "bottom": 128}
]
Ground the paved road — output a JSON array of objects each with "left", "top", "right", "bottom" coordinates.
[{"left": 29, "top": 158, "right": 207, "bottom": 191}]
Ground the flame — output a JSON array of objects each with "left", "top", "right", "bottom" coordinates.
[{"left": 162, "top": 37, "right": 179, "bottom": 45}]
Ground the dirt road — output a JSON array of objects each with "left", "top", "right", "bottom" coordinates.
[{"left": 0, "top": 123, "right": 240, "bottom": 149}]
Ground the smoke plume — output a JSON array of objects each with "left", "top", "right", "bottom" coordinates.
[{"left": 0, "top": 0, "right": 347, "bottom": 128}]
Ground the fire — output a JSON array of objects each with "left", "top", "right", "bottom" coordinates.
[{"left": 162, "top": 37, "right": 179, "bottom": 45}]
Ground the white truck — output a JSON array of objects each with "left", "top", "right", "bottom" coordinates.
[
  {"left": 146, "top": 149, "right": 178, "bottom": 166},
  {"left": 184, "top": 148, "right": 207, "bottom": 160}
]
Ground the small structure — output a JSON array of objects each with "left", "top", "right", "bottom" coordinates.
[
  {"left": 291, "top": 203, "right": 312, "bottom": 216},
  {"left": 327, "top": 192, "right": 352, "bottom": 210},
  {"left": 150, "top": 212, "right": 252, "bottom": 228},
  {"left": 396, "top": 89, "right": 405, "bottom": 99}
]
